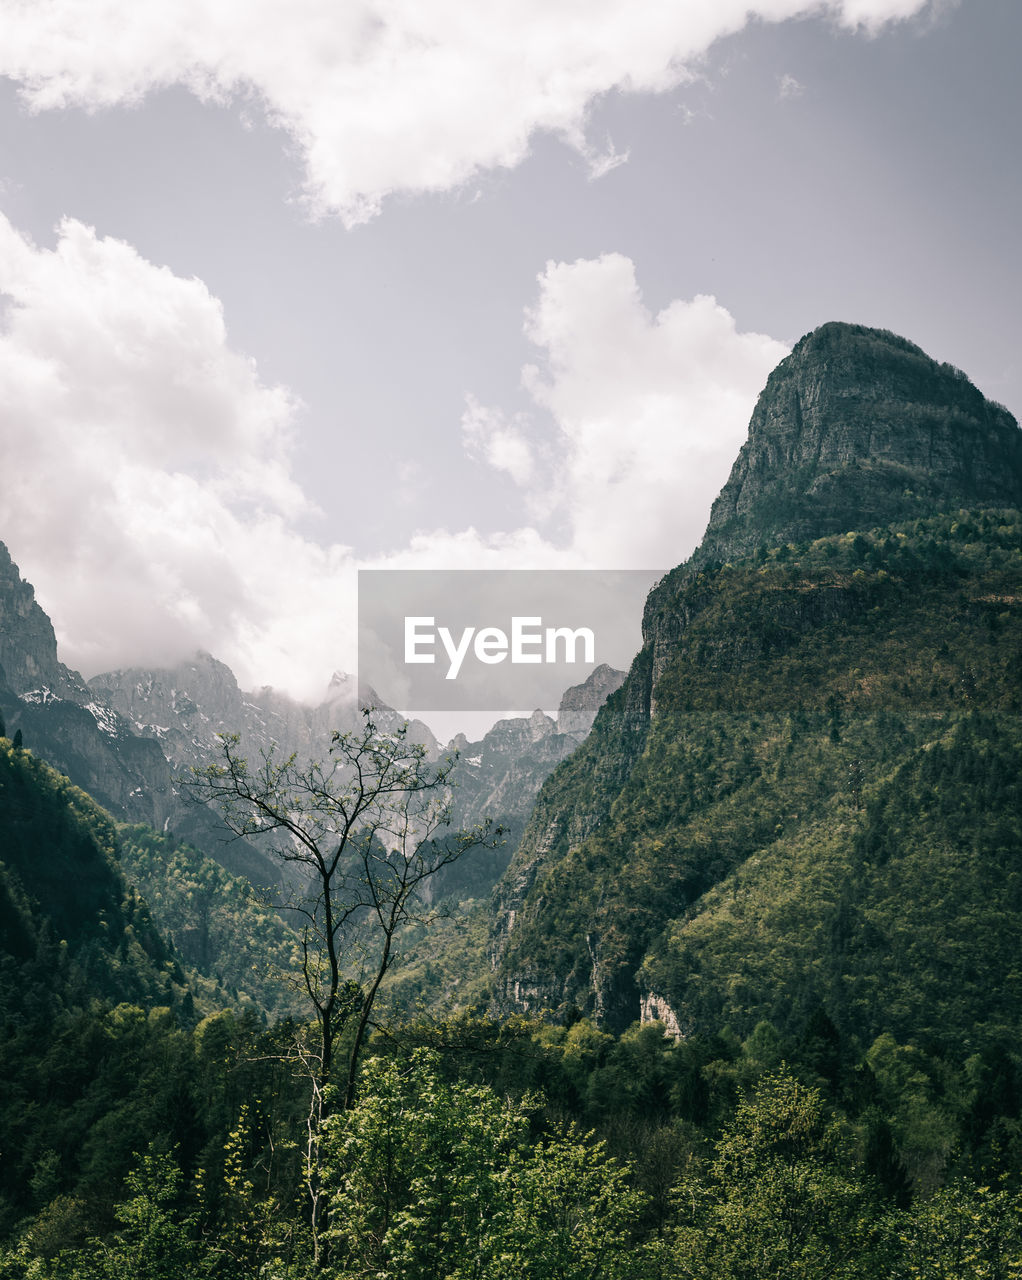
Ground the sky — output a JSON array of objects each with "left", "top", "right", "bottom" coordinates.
[{"left": 0, "top": 0, "right": 1019, "bottom": 710}]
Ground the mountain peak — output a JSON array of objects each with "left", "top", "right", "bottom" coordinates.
[
  {"left": 0, "top": 541, "right": 84, "bottom": 699},
  {"left": 691, "top": 321, "right": 1022, "bottom": 566},
  {"left": 557, "top": 663, "right": 626, "bottom": 739}
]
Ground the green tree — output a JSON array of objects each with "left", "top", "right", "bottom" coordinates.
[
  {"left": 322, "top": 1049, "right": 649, "bottom": 1279},
  {"left": 896, "top": 1180, "right": 1022, "bottom": 1280},
  {"left": 50, "top": 1147, "right": 199, "bottom": 1280},
  {"left": 672, "top": 1071, "right": 888, "bottom": 1279}
]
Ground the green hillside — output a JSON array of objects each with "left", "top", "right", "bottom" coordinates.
[
  {"left": 0, "top": 740, "right": 189, "bottom": 1013},
  {"left": 116, "top": 825, "right": 305, "bottom": 1021},
  {"left": 0, "top": 740, "right": 194, "bottom": 1236},
  {"left": 496, "top": 510, "right": 1022, "bottom": 1050},
  {"left": 0, "top": 740, "right": 311, "bottom": 1242}
]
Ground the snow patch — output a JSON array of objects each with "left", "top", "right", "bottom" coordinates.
[
  {"left": 22, "top": 687, "right": 57, "bottom": 705},
  {"left": 85, "top": 701, "right": 120, "bottom": 736}
]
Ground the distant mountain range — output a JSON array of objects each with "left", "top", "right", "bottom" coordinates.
[{"left": 0, "top": 542, "right": 623, "bottom": 893}]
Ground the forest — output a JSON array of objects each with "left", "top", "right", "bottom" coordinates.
[{"left": 1, "top": 510, "right": 1021, "bottom": 1278}]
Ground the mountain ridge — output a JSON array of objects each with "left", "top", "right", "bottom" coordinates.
[{"left": 490, "top": 321, "right": 1022, "bottom": 1034}]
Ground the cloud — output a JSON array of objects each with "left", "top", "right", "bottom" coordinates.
[
  {"left": 0, "top": 215, "right": 574, "bottom": 697},
  {"left": 0, "top": 214, "right": 357, "bottom": 698},
  {"left": 778, "top": 73, "right": 804, "bottom": 99},
  {"left": 0, "top": 223, "right": 787, "bottom": 700},
  {"left": 471, "top": 254, "right": 790, "bottom": 567},
  {"left": 461, "top": 395, "right": 535, "bottom": 487},
  {"left": 0, "top": 0, "right": 934, "bottom": 223}
]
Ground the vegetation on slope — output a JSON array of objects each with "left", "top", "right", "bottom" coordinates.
[
  {"left": 498, "top": 510, "right": 1022, "bottom": 1039},
  {"left": 116, "top": 825, "right": 305, "bottom": 1021}
]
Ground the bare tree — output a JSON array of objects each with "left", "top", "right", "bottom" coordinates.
[{"left": 191, "top": 709, "right": 498, "bottom": 1262}]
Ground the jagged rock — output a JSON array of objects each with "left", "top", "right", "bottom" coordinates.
[
  {"left": 557, "top": 664, "right": 627, "bottom": 739},
  {"left": 692, "top": 322, "right": 1022, "bottom": 568},
  {"left": 639, "top": 992, "right": 683, "bottom": 1039},
  {"left": 86, "top": 658, "right": 438, "bottom": 885},
  {"left": 0, "top": 543, "right": 82, "bottom": 699},
  {"left": 0, "top": 545, "right": 178, "bottom": 833},
  {"left": 91, "top": 657, "right": 439, "bottom": 778}
]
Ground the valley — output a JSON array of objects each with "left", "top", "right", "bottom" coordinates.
[{"left": 2, "top": 322, "right": 1021, "bottom": 1277}]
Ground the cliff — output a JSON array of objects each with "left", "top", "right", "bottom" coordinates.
[{"left": 692, "top": 322, "right": 1022, "bottom": 567}]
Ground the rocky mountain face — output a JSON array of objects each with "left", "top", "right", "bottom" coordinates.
[
  {"left": 0, "top": 547, "right": 389, "bottom": 883},
  {"left": 0, "top": 539, "right": 625, "bottom": 897},
  {"left": 437, "top": 665, "right": 626, "bottom": 899},
  {"left": 640, "top": 324, "right": 1022, "bottom": 713},
  {"left": 692, "top": 322, "right": 1022, "bottom": 568},
  {"left": 449, "top": 664, "right": 627, "bottom": 827},
  {"left": 490, "top": 322, "right": 1022, "bottom": 1031},
  {"left": 88, "top": 652, "right": 626, "bottom": 902},
  {"left": 0, "top": 544, "right": 177, "bottom": 835},
  {"left": 85, "top": 661, "right": 438, "bottom": 882},
  {"left": 0, "top": 543, "right": 75, "bottom": 697},
  {"left": 555, "top": 663, "right": 628, "bottom": 738},
  {"left": 89, "top": 660, "right": 438, "bottom": 780}
]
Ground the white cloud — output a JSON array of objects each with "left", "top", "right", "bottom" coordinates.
[
  {"left": 461, "top": 395, "right": 535, "bottom": 487},
  {"left": 0, "top": 214, "right": 574, "bottom": 697},
  {"left": 0, "top": 224, "right": 787, "bottom": 700},
  {"left": 0, "top": 0, "right": 934, "bottom": 224},
  {"left": 0, "top": 214, "right": 357, "bottom": 698},
  {"left": 482, "top": 254, "right": 790, "bottom": 567}
]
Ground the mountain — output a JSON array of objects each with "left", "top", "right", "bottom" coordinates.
[
  {"left": 490, "top": 322, "right": 1022, "bottom": 1043},
  {"left": 88, "top": 657, "right": 438, "bottom": 783},
  {"left": 0, "top": 706, "right": 303, "bottom": 1021},
  {"left": 0, "top": 734, "right": 193, "bottom": 1227},
  {"left": 0, "top": 735, "right": 189, "bottom": 1012},
  {"left": 0, "top": 539, "right": 624, "bottom": 909},
  {"left": 434, "top": 664, "right": 627, "bottom": 899},
  {"left": 0, "top": 730, "right": 316, "bottom": 1236},
  {"left": 0, "top": 545, "right": 442, "bottom": 884},
  {"left": 0, "top": 543, "right": 176, "bottom": 833},
  {"left": 692, "top": 322, "right": 1022, "bottom": 568},
  {"left": 0, "top": 548, "right": 298, "bottom": 886}
]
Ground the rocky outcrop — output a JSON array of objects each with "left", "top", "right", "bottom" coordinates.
[
  {"left": 0, "top": 543, "right": 81, "bottom": 699},
  {"left": 636, "top": 323, "right": 1022, "bottom": 708},
  {"left": 13, "top": 691, "right": 175, "bottom": 829},
  {"left": 692, "top": 322, "right": 1022, "bottom": 568},
  {"left": 0, "top": 544, "right": 179, "bottom": 833},
  {"left": 557, "top": 664, "right": 627, "bottom": 739},
  {"left": 639, "top": 992, "right": 683, "bottom": 1039}
]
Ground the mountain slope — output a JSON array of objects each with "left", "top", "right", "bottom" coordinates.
[
  {"left": 642, "top": 706, "right": 1022, "bottom": 1050},
  {"left": 0, "top": 736, "right": 186, "bottom": 1009},
  {"left": 491, "top": 323, "right": 1022, "bottom": 1042}
]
